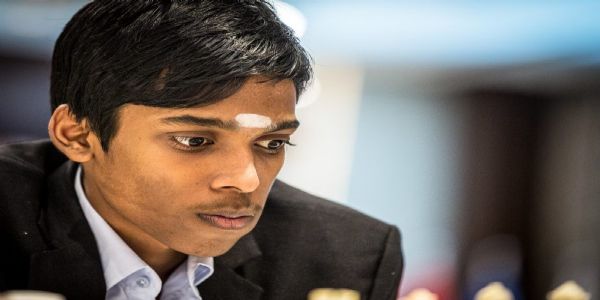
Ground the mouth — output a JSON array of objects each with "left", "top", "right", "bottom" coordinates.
[{"left": 196, "top": 212, "right": 255, "bottom": 230}]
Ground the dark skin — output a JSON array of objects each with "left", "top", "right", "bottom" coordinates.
[{"left": 48, "top": 77, "right": 298, "bottom": 279}]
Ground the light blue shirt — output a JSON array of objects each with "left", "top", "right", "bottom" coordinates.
[{"left": 75, "top": 166, "right": 214, "bottom": 300}]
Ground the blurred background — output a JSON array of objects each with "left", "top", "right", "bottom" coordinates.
[{"left": 1, "top": 1, "right": 599, "bottom": 299}]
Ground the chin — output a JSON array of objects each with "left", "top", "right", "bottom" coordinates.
[
  {"left": 206, "top": 245, "right": 235, "bottom": 257},
  {"left": 179, "top": 235, "right": 243, "bottom": 258},
  {"left": 188, "top": 243, "right": 236, "bottom": 258}
]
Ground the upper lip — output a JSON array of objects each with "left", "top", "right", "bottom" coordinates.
[{"left": 198, "top": 211, "right": 255, "bottom": 218}]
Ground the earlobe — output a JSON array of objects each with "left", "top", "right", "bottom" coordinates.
[{"left": 48, "top": 104, "right": 95, "bottom": 163}]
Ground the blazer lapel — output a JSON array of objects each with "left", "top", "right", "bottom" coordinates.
[
  {"left": 198, "top": 233, "right": 264, "bottom": 300},
  {"left": 29, "top": 161, "right": 106, "bottom": 300}
]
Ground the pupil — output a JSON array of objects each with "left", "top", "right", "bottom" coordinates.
[
  {"left": 268, "top": 140, "right": 282, "bottom": 149},
  {"left": 189, "top": 137, "right": 204, "bottom": 146}
]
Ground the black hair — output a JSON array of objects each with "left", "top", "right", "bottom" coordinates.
[{"left": 50, "top": 0, "right": 312, "bottom": 151}]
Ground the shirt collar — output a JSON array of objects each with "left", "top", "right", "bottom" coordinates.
[{"left": 74, "top": 165, "right": 214, "bottom": 292}]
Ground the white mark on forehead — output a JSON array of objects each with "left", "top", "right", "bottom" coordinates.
[{"left": 234, "top": 113, "right": 272, "bottom": 128}]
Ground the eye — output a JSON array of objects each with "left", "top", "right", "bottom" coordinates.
[
  {"left": 170, "top": 136, "right": 213, "bottom": 151},
  {"left": 255, "top": 139, "right": 295, "bottom": 153}
]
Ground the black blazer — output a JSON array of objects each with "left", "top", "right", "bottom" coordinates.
[{"left": 0, "top": 140, "right": 403, "bottom": 300}]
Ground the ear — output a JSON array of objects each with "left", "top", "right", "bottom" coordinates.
[{"left": 48, "top": 104, "right": 95, "bottom": 163}]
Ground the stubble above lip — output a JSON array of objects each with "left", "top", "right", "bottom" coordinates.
[{"left": 193, "top": 194, "right": 261, "bottom": 230}]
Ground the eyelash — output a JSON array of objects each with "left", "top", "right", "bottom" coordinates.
[
  {"left": 256, "top": 140, "right": 296, "bottom": 154},
  {"left": 168, "top": 136, "right": 295, "bottom": 154},
  {"left": 169, "top": 136, "right": 213, "bottom": 152}
]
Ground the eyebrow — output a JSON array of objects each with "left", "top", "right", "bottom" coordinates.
[
  {"left": 160, "top": 115, "right": 300, "bottom": 133},
  {"left": 161, "top": 115, "right": 236, "bottom": 129},
  {"left": 265, "top": 119, "right": 301, "bottom": 133}
]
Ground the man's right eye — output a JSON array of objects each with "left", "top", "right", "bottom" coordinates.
[{"left": 170, "top": 136, "right": 213, "bottom": 151}]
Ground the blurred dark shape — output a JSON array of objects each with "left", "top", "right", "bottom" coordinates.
[
  {"left": 465, "top": 235, "right": 523, "bottom": 300},
  {"left": 452, "top": 61, "right": 600, "bottom": 300},
  {"left": 533, "top": 99, "right": 600, "bottom": 298},
  {"left": 0, "top": 55, "right": 51, "bottom": 144}
]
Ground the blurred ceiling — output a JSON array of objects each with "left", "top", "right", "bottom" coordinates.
[{"left": 1, "top": 1, "right": 600, "bottom": 66}]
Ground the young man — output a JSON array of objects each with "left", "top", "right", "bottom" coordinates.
[{"left": 0, "top": 1, "right": 403, "bottom": 299}]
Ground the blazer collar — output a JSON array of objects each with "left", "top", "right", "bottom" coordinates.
[
  {"left": 31, "top": 160, "right": 264, "bottom": 299},
  {"left": 30, "top": 160, "right": 106, "bottom": 299}
]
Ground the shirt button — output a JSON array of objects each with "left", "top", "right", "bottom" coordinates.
[{"left": 135, "top": 276, "right": 150, "bottom": 288}]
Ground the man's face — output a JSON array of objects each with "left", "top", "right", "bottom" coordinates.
[{"left": 82, "top": 77, "right": 297, "bottom": 257}]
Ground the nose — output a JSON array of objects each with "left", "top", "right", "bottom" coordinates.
[{"left": 210, "top": 154, "right": 260, "bottom": 193}]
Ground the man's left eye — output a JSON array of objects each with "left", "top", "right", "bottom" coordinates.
[{"left": 255, "top": 140, "right": 291, "bottom": 151}]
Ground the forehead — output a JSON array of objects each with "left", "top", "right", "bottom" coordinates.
[
  {"left": 118, "top": 78, "right": 297, "bottom": 128},
  {"left": 192, "top": 78, "right": 297, "bottom": 118}
]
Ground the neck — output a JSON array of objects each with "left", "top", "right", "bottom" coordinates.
[{"left": 115, "top": 226, "right": 187, "bottom": 281}]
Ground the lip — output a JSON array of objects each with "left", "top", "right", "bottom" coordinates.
[{"left": 196, "top": 213, "right": 254, "bottom": 230}]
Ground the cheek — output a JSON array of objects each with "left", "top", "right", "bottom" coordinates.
[
  {"left": 103, "top": 144, "right": 192, "bottom": 215},
  {"left": 254, "top": 154, "right": 285, "bottom": 195},
  {"left": 127, "top": 163, "right": 196, "bottom": 212},
  {"left": 114, "top": 165, "right": 195, "bottom": 238},
  {"left": 259, "top": 151, "right": 286, "bottom": 176}
]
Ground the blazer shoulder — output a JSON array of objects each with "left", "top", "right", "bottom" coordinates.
[
  {"left": 0, "top": 140, "right": 66, "bottom": 175},
  {"left": 0, "top": 140, "right": 67, "bottom": 241},
  {"left": 254, "top": 180, "right": 403, "bottom": 300}
]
